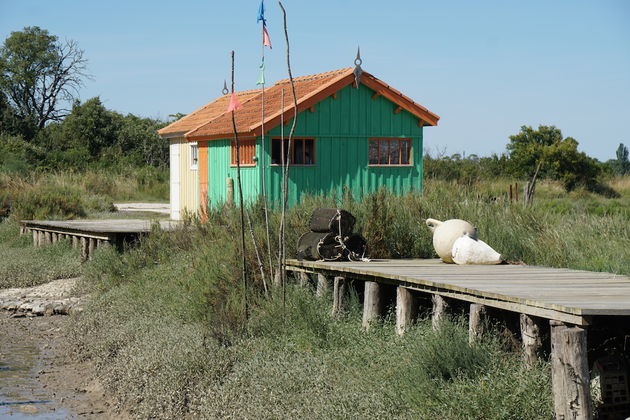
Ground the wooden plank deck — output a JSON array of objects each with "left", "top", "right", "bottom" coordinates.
[
  {"left": 21, "top": 219, "right": 181, "bottom": 261},
  {"left": 21, "top": 219, "right": 179, "bottom": 236},
  {"left": 286, "top": 258, "right": 630, "bottom": 325}
]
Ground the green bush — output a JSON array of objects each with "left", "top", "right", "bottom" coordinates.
[{"left": 12, "top": 185, "right": 87, "bottom": 220}]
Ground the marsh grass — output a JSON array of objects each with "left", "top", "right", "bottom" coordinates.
[
  {"left": 2, "top": 175, "right": 626, "bottom": 418},
  {"left": 0, "top": 219, "right": 82, "bottom": 288},
  {"left": 0, "top": 168, "right": 168, "bottom": 221}
]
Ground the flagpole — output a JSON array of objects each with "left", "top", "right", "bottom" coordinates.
[{"left": 257, "top": 1, "right": 274, "bottom": 286}]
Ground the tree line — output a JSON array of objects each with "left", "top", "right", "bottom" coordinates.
[
  {"left": 0, "top": 27, "right": 169, "bottom": 173},
  {"left": 1, "top": 26, "right": 628, "bottom": 189}
]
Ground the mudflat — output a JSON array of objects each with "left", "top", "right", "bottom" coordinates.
[{"left": 0, "top": 307, "right": 123, "bottom": 418}]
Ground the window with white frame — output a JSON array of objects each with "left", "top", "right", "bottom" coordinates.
[{"left": 190, "top": 142, "right": 198, "bottom": 170}]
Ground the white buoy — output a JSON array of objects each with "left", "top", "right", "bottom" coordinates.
[
  {"left": 452, "top": 233, "right": 502, "bottom": 265},
  {"left": 426, "top": 218, "right": 477, "bottom": 263}
]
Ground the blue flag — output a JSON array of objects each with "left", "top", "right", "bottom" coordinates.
[{"left": 257, "top": 1, "right": 265, "bottom": 24}]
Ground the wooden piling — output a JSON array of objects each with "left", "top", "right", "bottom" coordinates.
[
  {"left": 316, "top": 273, "right": 329, "bottom": 297},
  {"left": 469, "top": 304, "right": 486, "bottom": 343},
  {"left": 362, "top": 281, "right": 381, "bottom": 329},
  {"left": 396, "top": 286, "right": 414, "bottom": 336},
  {"left": 32, "top": 230, "right": 38, "bottom": 246},
  {"left": 88, "top": 238, "right": 96, "bottom": 259},
  {"left": 432, "top": 295, "right": 449, "bottom": 330},
  {"left": 520, "top": 314, "right": 543, "bottom": 367},
  {"left": 37, "top": 231, "right": 45, "bottom": 246},
  {"left": 550, "top": 321, "right": 592, "bottom": 420},
  {"left": 20, "top": 226, "right": 25, "bottom": 235},
  {"left": 298, "top": 272, "right": 310, "bottom": 287},
  {"left": 332, "top": 276, "right": 347, "bottom": 317},
  {"left": 226, "top": 177, "right": 234, "bottom": 205},
  {"left": 71, "top": 235, "right": 79, "bottom": 249},
  {"left": 44, "top": 231, "right": 52, "bottom": 245},
  {"left": 80, "top": 237, "right": 89, "bottom": 262},
  {"left": 51, "top": 232, "right": 59, "bottom": 243}
]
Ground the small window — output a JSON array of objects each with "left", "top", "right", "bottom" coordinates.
[
  {"left": 230, "top": 139, "right": 256, "bottom": 166},
  {"left": 271, "top": 138, "right": 315, "bottom": 165},
  {"left": 190, "top": 142, "right": 198, "bottom": 170},
  {"left": 368, "top": 138, "right": 411, "bottom": 166}
]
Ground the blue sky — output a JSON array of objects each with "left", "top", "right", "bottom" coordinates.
[{"left": 1, "top": 0, "right": 629, "bottom": 161}]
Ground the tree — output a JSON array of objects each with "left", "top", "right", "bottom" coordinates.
[
  {"left": 507, "top": 125, "right": 602, "bottom": 201},
  {"left": 611, "top": 143, "right": 630, "bottom": 175},
  {"left": 0, "top": 26, "right": 89, "bottom": 133}
]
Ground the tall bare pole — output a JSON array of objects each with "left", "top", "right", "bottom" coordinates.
[
  {"left": 278, "top": 1, "right": 299, "bottom": 293},
  {"left": 259, "top": 25, "right": 274, "bottom": 284},
  {"left": 230, "top": 50, "right": 248, "bottom": 318}
]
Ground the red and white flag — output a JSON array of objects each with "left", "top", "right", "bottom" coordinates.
[{"left": 262, "top": 24, "right": 272, "bottom": 49}]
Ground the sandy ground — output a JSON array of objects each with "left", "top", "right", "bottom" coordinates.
[
  {"left": 0, "top": 281, "right": 126, "bottom": 419},
  {"left": 113, "top": 202, "right": 169, "bottom": 215}
]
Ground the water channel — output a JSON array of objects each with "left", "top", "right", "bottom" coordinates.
[{"left": 0, "top": 323, "right": 71, "bottom": 419}]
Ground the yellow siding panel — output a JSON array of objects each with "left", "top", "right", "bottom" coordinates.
[{"left": 174, "top": 138, "right": 199, "bottom": 216}]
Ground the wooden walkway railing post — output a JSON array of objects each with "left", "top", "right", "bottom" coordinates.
[
  {"left": 362, "top": 281, "right": 381, "bottom": 330},
  {"left": 550, "top": 321, "right": 592, "bottom": 420}
]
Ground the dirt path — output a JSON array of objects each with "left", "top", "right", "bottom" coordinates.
[{"left": 0, "top": 281, "right": 125, "bottom": 419}]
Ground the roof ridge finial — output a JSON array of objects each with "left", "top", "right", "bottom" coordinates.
[
  {"left": 222, "top": 80, "right": 229, "bottom": 95},
  {"left": 353, "top": 46, "right": 363, "bottom": 88}
]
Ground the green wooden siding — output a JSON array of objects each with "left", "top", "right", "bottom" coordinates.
[
  {"left": 263, "top": 83, "right": 423, "bottom": 206},
  {"left": 204, "top": 83, "right": 424, "bottom": 208},
  {"left": 205, "top": 138, "right": 260, "bottom": 207}
]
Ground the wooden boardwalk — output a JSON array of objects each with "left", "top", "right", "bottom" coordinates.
[
  {"left": 21, "top": 219, "right": 180, "bottom": 261},
  {"left": 286, "top": 258, "right": 630, "bottom": 325},
  {"left": 286, "top": 258, "right": 630, "bottom": 419}
]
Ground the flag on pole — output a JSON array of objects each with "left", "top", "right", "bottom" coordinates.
[
  {"left": 257, "top": 1, "right": 265, "bottom": 24},
  {"left": 256, "top": 61, "right": 265, "bottom": 85},
  {"left": 227, "top": 92, "right": 242, "bottom": 112},
  {"left": 262, "top": 25, "right": 272, "bottom": 49}
]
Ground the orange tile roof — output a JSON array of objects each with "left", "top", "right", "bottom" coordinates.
[
  {"left": 160, "top": 68, "right": 439, "bottom": 140},
  {"left": 158, "top": 89, "right": 261, "bottom": 137}
]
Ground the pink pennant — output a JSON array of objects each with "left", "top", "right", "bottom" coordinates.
[
  {"left": 227, "top": 92, "right": 242, "bottom": 112},
  {"left": 262, "top": 24, "right": 272, "bottom": 49}
]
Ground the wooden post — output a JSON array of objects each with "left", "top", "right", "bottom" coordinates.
[
  {"left": 316, "top": 274, "right": 330, "bottom": 297},
  {"left": 550, "top": 321, "right": 592, "bottom": 420},
  {"left": 88, "top": 238, "right": 96, "bottom": 259},
  {"left": 432, "top": 295, "right": 449, "bottom": 330},
  {"left": 51, "top": 232, "right": 58, "bottom": 243},
  {"left": 469, "top": 304, "right": 486, "bottom": 343},
  {"left": 520, "top": 313, "right": 543, "bottom": 368},
  {"left": 32, "top": 230, "right": 38, "bottom": 246},
  {"left": 396, "top": 286, "right": 414, "bottom": 336},
  {"left": 44, "top": 231, "right": 52, "bottom": 245},
  {"left": 298, "top": 272, "right": 310, "bottom": 287},
  {"left": 37, "top": 231, "right": 45, "bottom": 246},
  {"left": 72, "top": 235, "right": 79, "bottom": 249},
  {"left": 332, "top": 276, "right": 346, "bottom": 317},
  {"left": 362, "top": 281, "right": 381, "bottom": 330},
  {"left": 19, "top": 226, "right": 25, "bottom": 235},
  {"left": 226, "top": 177, "right": 234, "bottom": 205},
  {"left": 273, "top": 269, "right": 282, "bottom": 288},
  {"left": 80, "top": 237, "right": 89, "bottom": 262}
]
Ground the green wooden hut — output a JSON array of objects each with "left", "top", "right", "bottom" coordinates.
[{"left": 159, "top": 67, "right": 439, "bottom": 218}]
